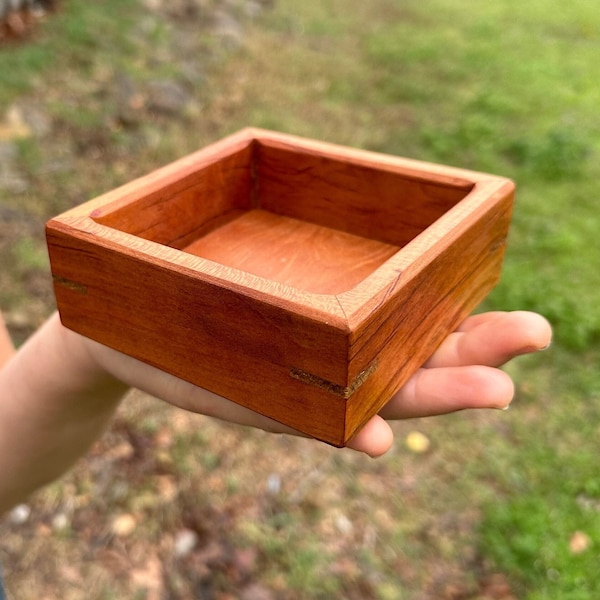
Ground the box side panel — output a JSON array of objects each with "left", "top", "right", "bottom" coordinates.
[
  {"left": 46, "top": 225, "right": 349, "bottom": 445},
  {"left": 342, "top": 186, "right": 514, "bottom": 443},
  {"left": 93, "top": 144, "right": 254, "bottom": 249},
  {"left": 255, "top": 142, "right": 473, "bottom": 247}
]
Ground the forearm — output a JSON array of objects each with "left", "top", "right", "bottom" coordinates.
[
  {"left": 0, "top": 308, "right": 296, "bottom": 516},
  {"left": 0, "top": 312, "right": 128, "bottom": 513}
]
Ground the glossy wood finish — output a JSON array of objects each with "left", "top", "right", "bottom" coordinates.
[
  {"left": 183, "top": 209, "right": 400, "bottom": 295},
  {"left": 46, "top": 128, "right": 515, "bottom": 446}
]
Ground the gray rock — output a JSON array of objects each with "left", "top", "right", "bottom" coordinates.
[
  {"left": 212, "top": 9, "right": 244, "bottom": 49},
  {"left": 19, "top": 102, "right": 52, "bottom": 137},
  {"left": 147, "top": 79, "right": 191, "bottom": 115},
  {"left": 0, "top": 141, "right": 28, "bottom": 193}
]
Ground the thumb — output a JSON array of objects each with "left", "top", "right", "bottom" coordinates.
[{"left": 346, "top": 416, "right": 394, "bottom": 457}]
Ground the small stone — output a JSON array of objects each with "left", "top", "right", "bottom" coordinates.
[
  {"left": 405, "top": 430, "right": 431, "bottom": 453},
  {"left": 51, "top": 512, "right": 69, "bottom": 531},
  {"left": 334, "top": 513, "right": 354, "bottom": 536},
  {"left": 9, "top": 503, "right": 31, "bottom": 525},
  {"left": 174, "top": 528, "right": 199, "bottom": 557},
  {"left": 111, "top": 513, "right": 137, "bottom": 537},
  {"left": 266, "top": 473, "right": 281, "bottom": 496}
]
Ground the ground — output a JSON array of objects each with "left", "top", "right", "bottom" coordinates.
[{"left": 0, "top": 2, "right": 531, "bottom": 598}]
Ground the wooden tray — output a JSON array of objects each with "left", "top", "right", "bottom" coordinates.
[{"left": 46, "top": 128, "right": 514, "bottom": 446}]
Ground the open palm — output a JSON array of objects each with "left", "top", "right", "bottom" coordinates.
[{"left": 88, "top": 310, "right": 552, "bottom": 457}]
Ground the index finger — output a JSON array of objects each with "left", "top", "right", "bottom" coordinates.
[{"left": 424, "top": 311, "right": 552, "bottom": 369}]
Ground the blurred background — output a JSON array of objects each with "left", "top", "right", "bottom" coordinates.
[{"left": 0, "top": 1, "right": 598, "bottom": 598}]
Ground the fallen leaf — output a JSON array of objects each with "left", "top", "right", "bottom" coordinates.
[
  {"left": 240, "top": 583, "right": 276, "bottom": 600},
  {"left": 0, "top": 106, "right": 32, "bottom": 141},
  {"left": 405, "top": 431, "right": 431, "bottom": 454},
  {"left": 111, "top": 513, "right": 137, "bottom": 537},
  {"left": 155, "top": 474, "right": 178, "bottom": 502},
  {"left": 104, "top": 440, "right": 135, "bottom": 461},
  {"left": 130, "top": 554, "right": 164, "bottom": 600},
  {"left": 154, "top": 426, "right": 173, "bottom": 448},
  {"left": 569, "top": 530, "right": 592, "bottom": 555}
]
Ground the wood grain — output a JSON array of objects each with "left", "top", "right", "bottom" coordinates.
[
  {"left": 183, "top": 209, "right": 400, "bottom": 295},
  {"left": 255, "top": 139, "right": 474, "bottom": 246},
  {"left": 92, "top": 135, "right": 254, "bottom": 249},
  {"left": 46, "top": 128, "right": 515, "bottom": 446}
]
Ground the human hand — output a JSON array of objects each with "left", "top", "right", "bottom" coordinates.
[
  {"left": 351, "top": 310, "right": 552, "bottom": 455},
  {"left": 84, "top": 310, "right": 551, "bottom": 457}
]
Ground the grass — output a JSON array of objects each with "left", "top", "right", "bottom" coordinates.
[
  {"left": 476, "top": 347, "right": 600, "bottom": 598},
  {"left": 215, "top": 0, "right": 600, "bottom": 352},
  {"left": 0, "top": 0, "right": 139, "bottom": 105},
  {"left": 1, "top": 0, "right": 599, "bottom": 598},
  {"left": 363, "top": 0, "right": 600, "bottom": 351}
]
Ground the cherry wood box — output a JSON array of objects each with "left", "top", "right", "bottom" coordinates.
[{"left": 46, "top": 128, "right": 514, "bottom": 446}]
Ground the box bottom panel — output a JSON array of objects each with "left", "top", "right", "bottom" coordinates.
[{"left": 182, "top": 209, "right": 400, "bottom": 295}]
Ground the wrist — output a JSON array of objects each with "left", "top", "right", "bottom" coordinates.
[
  {"left": 47, "top": 312, "right": 129, "bottom": 398},
  {"left": 0, "top": 313, "right": 128, "bottom": 511}
]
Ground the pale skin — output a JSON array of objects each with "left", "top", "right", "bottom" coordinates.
[{"left": 0, "top": 309, "right": 552, "bottom": 515}]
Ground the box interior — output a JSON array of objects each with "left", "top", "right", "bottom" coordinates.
[{"left": 93, "top": 140, "right": 474, "bottom": 294}]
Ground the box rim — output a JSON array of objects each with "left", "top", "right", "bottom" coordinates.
[{"left": 46, "top": 129, "right": 514, "bottom": 333}]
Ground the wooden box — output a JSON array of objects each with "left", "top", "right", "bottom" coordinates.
[{"left": 46, "top": 128, "right": 514, "bottom": 446}]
